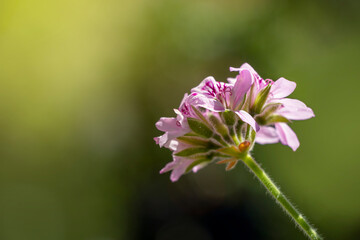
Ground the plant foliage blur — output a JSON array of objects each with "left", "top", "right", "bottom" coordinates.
[{"left": 0, "top": 0, "right": 359, "bottom": 239}]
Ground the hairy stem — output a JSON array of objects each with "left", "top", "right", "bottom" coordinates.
[{"left": 242, "top": 155, "right": 322, "bottom": 240}]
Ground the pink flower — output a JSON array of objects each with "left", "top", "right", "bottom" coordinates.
[
  {"left": 190, "top": 75, "right": 259, "bottom": 132},
  {"left": 159, "top": 139, "right": 211, "bottom": 182},
  {"left": 155, "top": 63, "right": 315, "bottom": 181},
  {"left": 154, "top": 94, "right": 191, "bottom": 148},
  {"left": 230, "top": 63, "right": 315, "bottom": 151}
]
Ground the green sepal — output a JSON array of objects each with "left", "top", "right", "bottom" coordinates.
[
  {"left": 216, "top": 146, "right": 243, "bottom": 158},
  {"left": 183, "top": 132, "right": 198, "bottom": 137},
  {"left": 213, "top": 134, "right": 229, "bottom": 147},
  {"left": 209, "top": 151, "right": 232, "bottom": 159},
  {"left": 185, "top": 159, "right": 211, "bottom": 173},
  {"left": 253, "top": 84, "right": 271, "bottom": 114},
  {"left": 255, "top": 114, "right": 290, "bottom": 125},
  {"left": 266, "top": 115, "right": 290, "bottom": 124},
  {"left": 177, "top": 136, "right": 221, "bottom": 149},
  {"left": 187, "top": 118, "right": 213, "bottom": 138},
  {"left": 254, "top": 115, "right": 267, "bottom": 125},
  {"left": 175, "top": 147, "right": 209, "bottom": 157},
  {"left": 254, "top": 103, "right": 282, "bottom": 126},
  {"left": 221, "top": 110, "right": 236, "bottom": 126},
  {"left": 261, "top": 103, "right": 282, "bottom": 117}
]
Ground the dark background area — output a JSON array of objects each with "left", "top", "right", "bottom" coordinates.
[{"left": 0, "top": 0, "right": 359, "bottom": 239}]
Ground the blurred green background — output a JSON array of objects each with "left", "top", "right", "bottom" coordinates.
[{"left": 0, "top": 0, "right": 359, "bottom": 239}]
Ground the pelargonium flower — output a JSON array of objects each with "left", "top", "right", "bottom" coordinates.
[
  {"left": 154, "top": 63, "right": 314, "bottom": 181},
  {"left": 154, "top": 64, "right": 321, "bottom": 240},
  {"left": 229, "top": 63, "right": 315, "bottom": 151}
]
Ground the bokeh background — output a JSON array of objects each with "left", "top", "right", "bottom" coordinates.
[{"left": 0, "top": 0, "right": 359, "bottom": 239}]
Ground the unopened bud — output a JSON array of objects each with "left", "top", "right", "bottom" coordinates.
[
  {"left": 238, "top": 141, "right": 250, "bottom": 152},
  {"left": 266, "top": 115, "right": 290, "bottom": 124},
  {"left": 177, "top": 136, "right": 221, "bottom": 149},
  {"left": 261, "top": 103, "right": 282, "bottom": 117},
  {"left": 253, "top": 84, "right": 271, "bottom": 114},
  {"left": 221, "top": 110, "right": 236, "bottom": 126},
  {"left": 209, "top": 115, "right": 228, "bottom": 136},
  {"left": 175, "top": 147, "right": 209, "bottom": 157},
  {"left": 187, "top": 118, "right": 213, "bottom": 138}
]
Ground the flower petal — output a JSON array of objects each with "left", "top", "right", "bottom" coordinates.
[
  {"left": 235, "top": 110, "right": 260, "bottom": 132},
  {"left": 159, "top": 161, "right": 176, "bottom": 174},
  {"left": 169, "top": 157, "right": 194, "bottom": 182},
  {"left": 188, "top": 93, "right": 225, "bottom": 112},
  {"left": 274, "top": 98, "right": 315, "bottom": 120},
  {"left": 270, "top": 78, "right": 296, "bottom": 98},
  {"left": 227, "top": 77, "right": 236, "bottom": 85},
  {"left": 191, "top": 76, "right": 218, "bottom": 95},
  {"left": 192, "top": 162, "right": 209, "bottom": 173},
  {"left": 155, "top": 117, "right": 179, "bottom": 132},
  {"left": 230, "top": 63, "right": 259, "bottom": 76},
  {"left": 275, "top": 123, "right": 300, "bottom": 151},
  {"left": 255, "top": 126, "right": 279, "bottom": 144},
  {"left": 232, "top": 69, "right": 253, "bottom": 108}
]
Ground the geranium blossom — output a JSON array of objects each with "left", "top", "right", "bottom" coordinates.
[
  {"left": 153, "top": 64, "right": 321, "bottom": 240},
  {"left": 155, "top": 63, "right": 314, "bottom": 181},
  {"left": 229, "top": 63, "right": 314, "bottom": 151}
]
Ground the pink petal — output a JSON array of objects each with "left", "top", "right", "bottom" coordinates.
[
  {"left": 235, "top": 110, "right": 260, "bottom": 132},
  {"left": 192, "top": 162, "right": 208, "bottom": 173},
  {"left": 270, "top": 78, "right": 296, "bottom": 98},
  {"left": 227, "top": 77, "right": 236, "bottom": 85},
  {"left": 229, "top": 66, "right": 241, "bottom": 72},
  {"left": 275, "top": 123, "right": 300, "bottom": 151},
  {"left": 155, "top": 117, "right": 179, "bottom": 132},
  {"left": 191, "top": 76, "right": 218, "bottom": 94},
  {"left": 232, "top": 69, "right": 253, "bottom": 108},
  {"left": 160, "top": 161, "right": 176, "bottom": 174},
  {"left": 255, "top": 126, "right": 279, "bottom": 144},
  {"left": 169, "top": 157, "right": 194, "bottom": 182},
  {"left": 275, "top": 98, "right": 315, "bottom": 120},
  {"left": 179, "top": 93, "right": 189, "bottom": 109},
  {"left": 154, "top": 109, "right": 190, "bottom": 148},
  {"left": 155, "top": 132, "right": 169, "bottom": 148},
  {"left": 230, "top": 63, "right": 257, "bottom": 74},
  {"left": 188, "top": 93, "right": 225, "bottom": 112}
]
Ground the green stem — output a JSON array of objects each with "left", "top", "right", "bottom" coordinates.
[{"left": 242, "top": 155, "right": 322, "bottom": 240}]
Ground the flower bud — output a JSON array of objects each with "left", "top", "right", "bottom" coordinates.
[
  {"left": 175, "top": 147, "right": 209, "bottom": 157},
  {"left": 252, "top": 84, "right": 271, "bottom": 114},
  {"left": 187, "top": 118, "right": 213, "bottom": 138},
  {"left": 238, "top": 141, "right": 250, "bottom": 152},
  {"left": 221, "top": 110, "right": 236, "bottom": 126},
  {"left": 261, "top": 103, "right": 282, "bottom": 117},
  {"left": 209, "top": 115, "right": 227, "bottom": 134},
  {"left": 216, "top": 146, "right": 242, "bottom": 158},
  {"left": 265, "top": 115, "right": 290, "bottom": 124},
  {"left": 177, "top": 136, "right": 221, "bottom": 149}
]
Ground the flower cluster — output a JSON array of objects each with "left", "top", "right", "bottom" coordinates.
[{"left": 154, "top": 63, "right": 314, "bottom": 181}]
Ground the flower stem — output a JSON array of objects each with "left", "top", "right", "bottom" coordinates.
[{"left": 242, "top": 155, "right": 322, "bottom": 240}]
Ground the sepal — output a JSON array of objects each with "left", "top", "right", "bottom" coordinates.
[
  {"left": 177, "top": 136, "right": 221, "bottom": 149},
  {"left": 175, "top": 147, "right": 209, "bottom": 157}
]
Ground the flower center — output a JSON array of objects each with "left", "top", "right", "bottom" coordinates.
[
  {"left": 180, "top": 103, "right": 191, "bottom": 116},
  {"left": 202, "top": 80, "right": 232, "bottom": 107}
]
